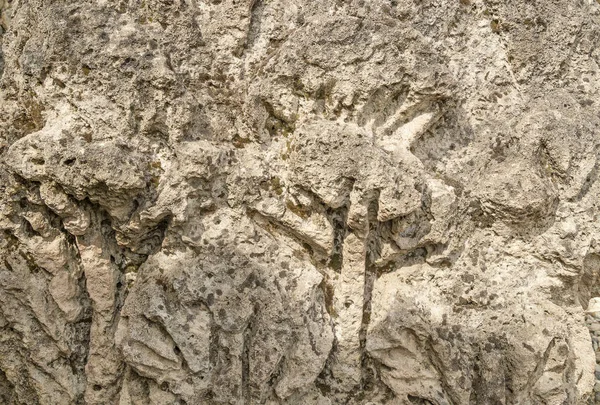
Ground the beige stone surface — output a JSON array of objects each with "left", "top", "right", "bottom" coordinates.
[{"left": 1, "top": 0, "right": 600, "bottom": 403}]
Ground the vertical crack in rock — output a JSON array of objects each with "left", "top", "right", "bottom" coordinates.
[
  {"left": 315, "top": 338, "right": 338, "bottom": 397},
  {"left": 0, "top": 0, "right": 8, "bottom": 80},
  {"left": 242, "top": 306, "right": 258, "bottom": 404},
  {"left": 208, "top": 313, "right": 220, "bottom": 374},
  {"left": 75, "top": 206, "right": 161, "bottom": 404},
  {"left": 327, "top": 205, "right": 349, "bottom": 273},
  {"left": 0, "top": 32, "right": 3, "bottom": 80},
  {"left": 359, "top": 195, "right": 381, "bottom": 390},
  {"left": 243, "top": 0, "right": 264, "bottom": 57},
  {"left": 242, "top": 323, "right": 252, "bottom": 404},
  {"left": 328, "top": 190, "right": 382, "bottom": 400},
  {"left": 67, "top": 232, "right": 93, "bottom": 402},
  {"left": 77, "top": 220, "right": 125, "bottom": 404}
]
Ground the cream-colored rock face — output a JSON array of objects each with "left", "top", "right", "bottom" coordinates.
[{"left": 1, "top": 1, "right": 600, "bottom": 404}]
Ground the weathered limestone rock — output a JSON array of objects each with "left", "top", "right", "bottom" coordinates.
[{"left": 2, "top": 0, "right": 600, "bottom": 404}]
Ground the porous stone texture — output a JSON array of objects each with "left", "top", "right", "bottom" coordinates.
[
  {"left": 1, "top": 0, "right": 600, "bottom": 404},
  {"left": 585, "top": 298, "right": 600, "bottom": 404}
]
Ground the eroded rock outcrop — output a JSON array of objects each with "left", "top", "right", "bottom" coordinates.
[{"left": 1, "top": 0, "right": 600, "bottom": 404}]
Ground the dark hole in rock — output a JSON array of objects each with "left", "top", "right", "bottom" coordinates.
[
  {"left": 63, "top": 157, "right": 76, "bottom": 166},
  {"left": 408, "top": 395, "right": 434, "bottom": 404}
]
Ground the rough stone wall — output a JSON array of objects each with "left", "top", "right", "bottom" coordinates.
[
  {"left": 1, "top": 0, "right": 600, "bottom": 404},
  {"left": 585, "top": 299, "right": 600, "bottom": 404}
]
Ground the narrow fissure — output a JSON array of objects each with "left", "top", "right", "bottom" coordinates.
[
  {"left": 359, "top": 195, "right": 381, "bottom": 390},
  {"left": 0, "top": 0, "right": 8, "bottom": 80},
  {"left": 315, "top": 338, "right": 338, "bottom": 397},
  {"left": 327, "top": 205, "right": 349, "bottom": 273},
  {"left": 68, "top": 234, "right": 93, "bottom": 404},
  {"left": 244, "top": 0, "right": 265, "bottom": 55},
  {"left": 208, "top": 314, "right": 220, "bottom": 369},
  {"left": 241, "top": 307, "right": 258, "bottom": 404},
  {"left": 76, "top": 202, "right": 161, "bottom": 403}
]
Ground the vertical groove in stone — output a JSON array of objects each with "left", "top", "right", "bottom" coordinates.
[{"left": 359, "top": 195, "right": 381, "bottom": 388}]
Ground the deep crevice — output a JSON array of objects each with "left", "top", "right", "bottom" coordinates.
[
  {"left": 208, "top": 312, "right": 220, "bottom": 372},
  {"left": 327, "top": 205, "right": 349, "bottom": 273},
  {"left": 241, "top": 306, "right": 258, "bottom": 404},
  {"left": 359, "top": 194, "right": 381, "bottom": 391},
  {"left": 240, "top": 0, "right": 264, "bottom": 58},
  {"left": 315, "top": 337, "right": 338, "bottom": 397}
]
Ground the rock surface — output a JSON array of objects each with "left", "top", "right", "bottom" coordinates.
[{"left": 1, "top": 0, "right": 600, "bottom": 404}]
